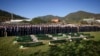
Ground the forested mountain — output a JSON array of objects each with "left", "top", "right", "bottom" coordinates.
[
  {"left": 31, "top": 11, "right": 100, "bottom": 23},
  {"left": 1, "top": 9, "right": 100, "bottom": 23},
  {"left": 0, "top": 9, "right": 28, "bottom": 22},
  {"left": 30, "top": 15, "right": 63, "bottom": 24},
  {"left": 34, "top": 15, "right": 63, "bottom": 21},
  {"left": 64, "top": 11, "right": 100, "bottom": 22}
]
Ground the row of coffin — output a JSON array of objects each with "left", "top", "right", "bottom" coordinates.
[{"left": 0, "top": 25, "right": 100, "bottom": 37}]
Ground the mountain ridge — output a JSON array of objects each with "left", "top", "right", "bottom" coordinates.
[
  {"left": 0, "top": 9, "right": 28, "bottom": 22},
  {"left": 63, "top": 11, "right": 100, "bottom": 22},
  {"left": 0, "top": 9, "right": 100, "bottom": 22}
]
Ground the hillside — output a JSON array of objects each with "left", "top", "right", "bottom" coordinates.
[
  {"left": 64, "top": 11, "right": 100, "bottom": 22},
  {"left": 1, "top": 9, "right": 100, "bottom": 23},
  {"left": 0, "top": 9, "right": 28, "bottom": 22},
  {"left": 35, "top": 15, "right": 63, "bottom": 21},
  {"left": 32, "top": 11, "right": 100, "bottom": 23},
  {"left": 30, "top": 15, "right": 63, "bottom": 24}
]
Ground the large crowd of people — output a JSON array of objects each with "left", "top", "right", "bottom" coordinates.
[{"left": 0, "top": 24, "right": 100, "bottom": 37}]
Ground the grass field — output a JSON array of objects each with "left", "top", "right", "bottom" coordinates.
[
  {"left": 0, "top": 36, "right": 50, "bottom": 56},
  {"left": 0, "top": 32, "right": 100, "bottom": 56},
  {"left": 83, "top": 31, "right": 100, "bottom": 41}
]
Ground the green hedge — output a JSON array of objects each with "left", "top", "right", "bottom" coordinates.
[
  {"left": 20, "top": 42, "right": 43, "bottom": 47},
  {"left": 86, "top": 36, "right": 94, "bottom": 39},
  {"left": 16, "top": 35, "right": 33, "bottom": 42},
  {"left": 36, "top": 34, "right": 52, "bottom": 40},
  {"left": 50, "top": 40, "right": 66, "bottom": 43},
  {"left": 51, "top": 34, "right": 62, "bottom": 36}
]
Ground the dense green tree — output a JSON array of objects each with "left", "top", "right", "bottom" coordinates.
[
  {"left": 34, "top": 40, "right": 100, "bottom": 56},
  {"left": 30, "top": 18, "right": 46, "bottom": 24}
]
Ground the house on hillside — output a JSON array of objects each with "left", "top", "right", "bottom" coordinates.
[
  {"left": 51, "top": 18, "right": 60, "bottom": 23},
  {"left": 82, "top": 18, "right": 95, "bottom": 25},
  {"left": 95, "top": 20, "right": 100, "bottom": 23},
  {"left": 83, "top": 18, "right": 95, "bottom": 23}
]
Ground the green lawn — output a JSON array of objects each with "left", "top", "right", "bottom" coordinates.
[
  {"left": 0, "top": 32, "right": 100, "bottom": 56},
  {"left": 0, "top": 36, "right": 50, "bottom": 56},
  {"left": 83, "top": 31, "right": 100, "bottom": 41}
]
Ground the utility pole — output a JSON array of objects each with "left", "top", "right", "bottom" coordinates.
[{"left": 11, "top": 13, "right": 13, "bottom": 20}]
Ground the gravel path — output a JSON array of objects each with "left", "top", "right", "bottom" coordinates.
[{"left": 30, "top": 35, "right": 38, "bottom": 42}]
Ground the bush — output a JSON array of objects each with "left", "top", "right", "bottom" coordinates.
[
  {"left": 20, "top": 42, "right": 43, "bottom": 47},
  {"left": 16, "top": 35, "right": 33, "bottom": 42},
  {"left": 50, "top": 40, "right": 66, "bottom": 43},
  {"left": 36, "top": 34, "right": 52, "bottom": 40}
]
